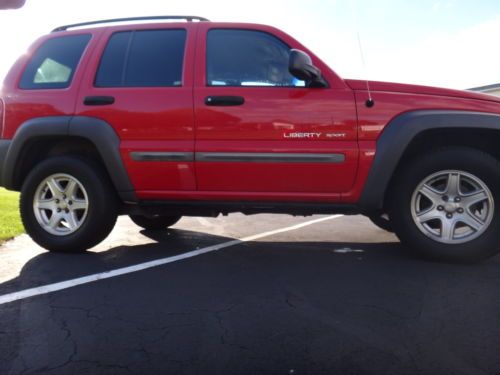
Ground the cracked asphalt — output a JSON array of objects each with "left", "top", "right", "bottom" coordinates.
[{"left": 1, "top": 214, "right": 500, "bottom": 375}]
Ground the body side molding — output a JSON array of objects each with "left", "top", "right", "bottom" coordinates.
[
  {"left": 130, "top": 152, "right": 345, "bottom": 164},
  {"left": 195, "top": 152, "right": 346, "bottom": 163},
  {"left": 358, "top": 110, "right": 500, "bottom": 212},
  {"left": 130, "top": 152, "right": 194, "bottom": 162}
]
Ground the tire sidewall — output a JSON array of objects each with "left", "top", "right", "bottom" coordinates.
[
  {"left": 21, "top": 156, "right": 117, "bottom": 252},
  {"left": 390, "top": 148, "right": 500, "bottom": 262}
]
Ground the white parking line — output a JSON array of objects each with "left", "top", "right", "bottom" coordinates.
[{"left": 0, "top": 215, "right": 343, "bottom": 305}]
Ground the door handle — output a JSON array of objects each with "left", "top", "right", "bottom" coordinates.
[
  {"left": 205, "top": 96, "right": 245, "bottom": 106},
  {"left": 84, "top": 96, "right": 115, "bottom": 106}
]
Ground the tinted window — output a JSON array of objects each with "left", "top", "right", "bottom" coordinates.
[
  {"left": 20, "top": 34, "right": 91, "bottom": 90},
  {"left": 94, "top": 32, "right": 130, "bottom": 87},
  {"left": 95, "top": 29, "right": 186, "bottom": 87},
  {"left": 207, "top": 29, "right": 304, "bottom": 87}
]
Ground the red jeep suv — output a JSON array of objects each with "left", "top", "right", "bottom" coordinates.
[{"left": 1, "top": 16, "right": 500, "bottom": 262}]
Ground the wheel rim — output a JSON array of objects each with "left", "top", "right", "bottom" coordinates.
[
  {"left": 33, "top": 174, "right": 89, "bottom": 236},
  {"left": 411, "top": 170, "right": 494, "bottom": 244}
]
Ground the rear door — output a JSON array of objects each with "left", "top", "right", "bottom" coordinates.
[
  {"left": 75, "top": 24, "right": 196, "bottom": 195},
  {"left": 194, "top": 24, "right": 358, "bottom": 198}
]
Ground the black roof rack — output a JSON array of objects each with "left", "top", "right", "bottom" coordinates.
[{"left": 52, "top": 15, "right": 210, "bottom": 32}]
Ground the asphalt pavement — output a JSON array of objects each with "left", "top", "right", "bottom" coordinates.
[{"left": 0, "top": 213, "right": 499, "bottom": 375}]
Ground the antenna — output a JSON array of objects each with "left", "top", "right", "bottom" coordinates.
[
  {"left": 356, "top": 32, "right": 374, "bottom": 107},
  {"left": 350, "top": 0, "right": 375, "bottom": 107}
]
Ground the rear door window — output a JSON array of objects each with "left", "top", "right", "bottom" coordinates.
[
  {"left": 95, "top": 29, "right": 186, "bottom": 87},
  {"left": 19, "top": 34, "right": 91, "bottom": 90}
]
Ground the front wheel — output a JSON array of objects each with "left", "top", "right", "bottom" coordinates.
[
  {"left": 20, "top": 156, "right": 118, "bottom": 252},
  {"left": 389, "top": 147, "right": 500, "bottom": 263}
]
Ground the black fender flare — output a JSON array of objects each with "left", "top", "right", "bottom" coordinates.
[
  {"left": 358, "top": 110, "right": 500, "bottom": 212},
  {"left": 2, "top": 116, "right": 136, "bottom": 202}
]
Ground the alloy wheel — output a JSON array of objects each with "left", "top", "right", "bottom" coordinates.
[
  {"left": 410, "top": 170, "right": 494, "bottom": 244},
  {"left": 33, "top": 173, "right": 89, "bottom": 236}
]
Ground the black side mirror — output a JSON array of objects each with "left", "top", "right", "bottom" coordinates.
[{"left": 288, "top": 49, "right": 328, "bottom": 88}]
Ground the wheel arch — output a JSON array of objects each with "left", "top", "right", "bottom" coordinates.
[
  {"left": 358, "top": 110, "right": 500, "bottom": 213},
  {"left": 2, "top": 116, "right": 136, "bottom": 202}
]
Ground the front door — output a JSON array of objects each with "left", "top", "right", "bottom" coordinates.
[{"left": 194, "top": 25, "right": 358, "bottom": 198}]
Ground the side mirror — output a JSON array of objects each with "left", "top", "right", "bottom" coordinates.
[{"left": 288, "top": 49, "right": 327, "bottom": 88}]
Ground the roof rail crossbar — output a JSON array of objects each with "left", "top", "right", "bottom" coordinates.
[{"left": 52, "top": 15, "right": 210, "bottom": 32}]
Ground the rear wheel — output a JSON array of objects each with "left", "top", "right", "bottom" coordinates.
[
  {"left": 129, "top": 215, "right": 181, "bottom": 230},
  {"left": 389, "top": 147, "right": 500, "bottom": 262},
  {"left": 20, "top": 156, "right": 118, "bottom": 252}
]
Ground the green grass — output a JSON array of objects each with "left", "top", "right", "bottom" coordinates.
[{"left": 0, "top": 188, "right": 24, "bottom": 243}]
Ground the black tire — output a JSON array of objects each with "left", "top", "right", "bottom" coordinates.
[
  {"left": 129, "top": 215, "right": 181, "bottom": 230},
  {"left": 368, "top": 214, "right": 393, "bottom": 232},
  {"left": 20, "top": 156, "right": 118, "bottom": 253},
  {"left": 388, "top": 147, "right": 500, "bottom": 263}
]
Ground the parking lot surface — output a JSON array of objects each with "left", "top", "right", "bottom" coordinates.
[{"left": 1, "top": 214, "right": 500, "bottom": 375}]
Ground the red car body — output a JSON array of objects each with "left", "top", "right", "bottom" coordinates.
[
  {"left": 4, "top": 17, "right": 500, "bottom": 260},
  {"left": 0, "top": 22, "right": 500, "bottom": 209},
  {"left": 2, "top": 21, "right": 500, "bottom": 208}
]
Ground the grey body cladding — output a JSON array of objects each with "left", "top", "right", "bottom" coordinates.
[
  {"left": 358, "top": 110, "right": 500, "bottom": 212},
  {"left": 130, "top": 152, "right": 346, "bottom": 163},
  {"left": 2, "top": 116, "right": 136, "bottom": 202},
  {"left": 0, "top": 140, "right": 11, "bottom": 186}
]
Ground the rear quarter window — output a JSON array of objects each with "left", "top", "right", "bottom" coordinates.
[{"left": 19, "top": 34, "right": 91, "bottom": 90}]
